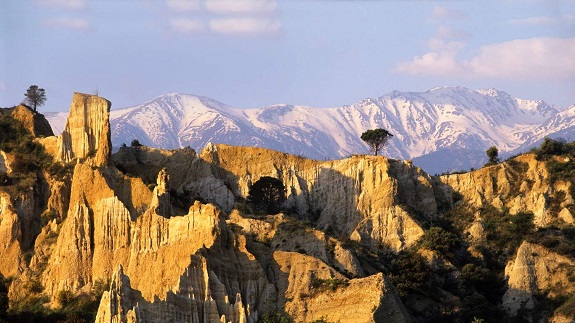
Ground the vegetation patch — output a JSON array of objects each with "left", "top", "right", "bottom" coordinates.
[
  {"left": 258, "top": 310, "right": 292, "bottom": 323},
  {"left": 383, "top": 250, "right": 431, "bottom": 298},
  {"left": 310, "top": 277, "right": 349, "bottom": 293},
  {"left": 417, "top": 226, "right": 461, "bottom": 258},
  {"left": 0, "top": 114, "right": 72, "bottom": 198}
]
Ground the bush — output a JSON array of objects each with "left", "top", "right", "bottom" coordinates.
[
  {"left": 460, "top": 263, "right": 504, "bottom": 301},
  {"left": 310, "top": 277, "right": 349, "bottom": 292},
  {"left": 535, "top": 137, "right": 575, "bottom": 160},
  {"left": 546, "top": 158, "right": 575, "bottom": 183},
  {"left": 418, "top": 226, "right": 460, "bottom": 256},
  {"left": 0, "top": 114, "right": 58, "bottom": 197},
  {"left": 0, "top": 274, "right": 8, "bottom": 317},
  {"left": 387, "top": 250, "right": 431, "bottom": 297},
  {"left": 481, "top": 207, "right": 534, "bottom": 261},
  {"left": 258, "top": 311, "right": 292, "bottom": 323},
  {"left": 556, "top": 294, "right": 575, "bottom": 317},
  {"left": 459, "top": 293, "right": 500, "bottom": 323},
  {"left": 57, "top": 290, "right": 74, "bottom": 307},
  {"left": 130, "top": 139, "right": 142, "bottom": 147}
]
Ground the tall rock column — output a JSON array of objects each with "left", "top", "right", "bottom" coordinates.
[{"left": 57, "top": 92, "right": 112, "bottom": 166}]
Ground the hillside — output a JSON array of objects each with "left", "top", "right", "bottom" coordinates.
[
  {"left": 45, "top": 87, "right": 575, "bottom": 174},
  {"left": 2, "top": 92, "right": 575, "bottom": 323}
]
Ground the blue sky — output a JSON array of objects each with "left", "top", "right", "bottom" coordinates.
[{"left": 1, "top": 0, "right": 574, "bottom": 112}]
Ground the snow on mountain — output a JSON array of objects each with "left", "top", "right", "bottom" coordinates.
[
  {"left": 45, "top": 87, "right": 572, "bottom": 174},
  {"left": 512, "top": 104, "right": 575, "bottom": 153},
  {"left": 44, "top": 111, "right": 68, "bottom": 135}
]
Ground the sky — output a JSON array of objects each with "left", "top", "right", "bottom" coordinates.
[{"left": 1, "top": 0, "right": 574, "bottom": 112}]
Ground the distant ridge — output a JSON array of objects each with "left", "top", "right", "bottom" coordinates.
[{"left": 45, "top": 87, "right": 575, "bottom": 174}]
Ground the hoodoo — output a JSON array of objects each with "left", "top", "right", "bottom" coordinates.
[{"left": 57, "top": 92, "right": 112, "bottom": 166}]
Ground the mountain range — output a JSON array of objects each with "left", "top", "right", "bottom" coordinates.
[{"left": 45, "top": 86, "right": 575, "bottom": 174}]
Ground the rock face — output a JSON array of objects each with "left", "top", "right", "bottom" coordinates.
[
  {"left": 57, "top": 92, "right": 112, "bottom": 166},
  {"left": 502, "top": 242, "right": 575, "bottom": 316},
  {"left": 228, "top": 211, "right": 365, "bottom": 278},
  {"left": 0, "top": 192, "right": 25, "bottom": 277},
  {"left": 113, "top": 143, "right": 440, "bottom": 252},
  {"left": 6, "top": 91, "right": 575, "bottom": 322},
  {"left": 272, "top": 251, "right": 410, "bottom": 323},
  {"left": 441, "top": 154, "right": 574, "bottom": 227},
  {"left": 9, "top": 104, "right": 54, "bottom": 137},
  {"left": 198, "top": 144, "right": 439, "bottom": 251},
  {"left": 0, "top": 151, "right": 11, "bottom": 175}
]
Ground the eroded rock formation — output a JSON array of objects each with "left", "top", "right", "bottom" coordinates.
[
  {"left": 441, "top": 154, "right": 574, "bottom": 227},
  {"left": 502, "top": 242, "right": 575, "bottom": 316},
  {"left": 9, "top": 104, "right": 54, "bottom": 137},
  {"left": 2, "top": 91, "right": 575, "bottom": 322},
  {"left": 57, "top": 92, "right": 112, "bottom": 166}
]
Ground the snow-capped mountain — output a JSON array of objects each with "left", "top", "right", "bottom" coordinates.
[{"left": 45, "top": 87, "right": 574, "bottom": 175}]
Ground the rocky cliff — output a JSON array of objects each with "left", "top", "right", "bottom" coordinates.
[
  {"left": 1, "top": 92, "right": 575, "bottom": 322},
  {"left": 56, "top": 92, "right": 112, "bottom": 166},
  {"left": 502, "top": 242, "right": 575, "bottom": 316},
  {"left": 441, "top": 154, "right": 574, "bottom": 227},
  {"left": 114, "top": 143, "right": 439, "bottom": 252},
  {"left": 3, "top": 104, "right": 54, "bottom": 137}
]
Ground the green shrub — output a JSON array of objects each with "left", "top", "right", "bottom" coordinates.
[
  {"left": 57, "top": 290, "right": 74, "bottom": 307},
  {"left": 537, "top": 137, "right": 572, "bottom": 159},
  {"left": 387, "top": 250, "right": 431, "bottom": 297},
  {"left": 92, "top": 279, "right": 109, "bottom": 298},
  {"left": 0, "top": 274, "right": 8, "bottom": 317},
  {"left": 0, "top": 114, "right": 60, "bottom": 197},
  {"left": 556, "top": 294, "right": 575, "bottom": 317},
  {"left": 459, "top": 293, "right": 500, "bottom": 323},
  {"left": 41, "top": 210, "right": 59, "bottom": 226},
  {"left": 418, "top": 226, "right": 460, "bottom": 256},
  {"left": 258, "top": 311, "right": 292, "bottom": 323},
  {"left": 24, "top": 278, "right": 43, "bottom": 294},
  {"left": 460, "top": 263, "right": 504, "bottom": 301},
  {"left": 130, "top": 139, "right": 142, "bottom": 147},
  {"left": 310, "top": 277, "right": 349, "bottom": 292},
  {"left": 481, "top": 207, "right": 534, "bottom": 261}
]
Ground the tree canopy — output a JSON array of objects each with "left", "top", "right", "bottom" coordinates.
[
  {"left": 247, "top": 176, "right": 286, "bottom": 214},
  {"left": 361, "top": 128, "right": 393, "bottom": 156},
  {"left": 23, "top": 85, "right": 47, "bottom": 112},
  {"left": 485, "top": 146, "right": 499, "bottom": 166}
]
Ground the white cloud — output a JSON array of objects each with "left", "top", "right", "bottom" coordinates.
[
  {"left": 166, "top": 0, "right": 200, "bottom": 12},
  {"left": 169, "top": 18, "right": 204, "bottom": 32},
  {"left": 396, "top": 39, "right": 465, "bottom": 76},
  {"left": 205, "top": 0, "right": 278, "bottom": 14},
  {"left": 209, "top": 17, "right": 280, "bottom": 34},
  {"left": 395, "top": 37, "right": 575, "bottom": 81},
  {"left": 162, "top": 0, "right": 281, "bottom": 36},
  {"left": 435, "top": 25, "right": 469, "bottom": 41},
  {"left": 36, "top": 0, "right": 87, "bottom": 10},
  {"left": 429, "top": 6, "right": 466, "bottom": 21},
  {"left": 468, "top": 37, "right": 575, "bottom": 80},
  {"left": 509, "top": 15, "right": 575, "bottom": 26},
  {"left": 41, "top": 17, "right": 90, "bottom": 30}
]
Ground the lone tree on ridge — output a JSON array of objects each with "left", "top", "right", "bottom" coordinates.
[
  {"left": 361, "top": 128, "right": 393, "bottom": 156},
  {"left": 23, "top": 85, "right": 47, "bottom": 112},
  {"left": 485, "top": 146, "right": 499, "bottom": 166}
]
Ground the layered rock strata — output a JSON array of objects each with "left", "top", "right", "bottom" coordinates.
[
  {"left": 114, "top": 144, "right": 440, "bottom": 252},
  {"left": 9, "top": 104, "right": 54, "bottom": 137},
  {"left": 441, "top": 154, "right": 574, "bottom": 226},
  {"left": 502, "top": 242, "right": 575, "bottom": 316},
  {"left": 56, "top": 92, "right": 112, "bottom": 166}
]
